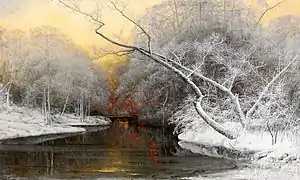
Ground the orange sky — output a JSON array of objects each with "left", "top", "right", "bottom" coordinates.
[
  {"left": 1, "top": 0, "right": 299, "bottom": 46},
  {"left": 0, "top": 0, "right": 163, "bottom": 47},
  {"left": 0, "top": 0, "right": 162, "bottom": 68},
  {"left": 0, "top": 0, "right": 299, "bottom": 68}
]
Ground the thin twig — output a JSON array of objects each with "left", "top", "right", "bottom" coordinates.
[
  {"left": 57, "top": 0, "right": 105, "bottom": 26},
  {"left": 108, "top": 0, "right": 152, "bottom": 54},
  {"left": 256, "top": 1, "right": 285, "bottom": 25},
  {"left": 95, "top": 49, "right": 135, "bottom": 58}
]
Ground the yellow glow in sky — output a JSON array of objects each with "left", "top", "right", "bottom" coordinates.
[
  {"left": 0, "top": 0, "right": 299, "bottom": 69},
  {"left": 1, "top": 0, "right": 300, "bottom": 45},
  {"left": 246, "top": 0, "right": 300, "bottom": 24},
  {"left": 0, "top": 0, "right": 161, "bottom": 69}
]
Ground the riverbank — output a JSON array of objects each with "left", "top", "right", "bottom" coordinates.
[
  {"left": 176, "top": 120, "right": 300, "bottom": 179},
  {"left": 184, "top": 163, "right": 300, "bottom": 180},
  {"left": 0, "top": 100, "right": 111, "bottom": 143},
  {"left": 178, "top": 122, "right": 300, "bottom": 160}
]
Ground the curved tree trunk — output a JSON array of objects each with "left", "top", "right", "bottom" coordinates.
[
  {"left": 138, "top": 49, "right": 237, "bottom": 139},
  {"left": 194, "top": 99, "right": 237, "bottom": 139}
]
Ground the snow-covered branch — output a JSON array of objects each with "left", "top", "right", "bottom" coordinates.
[
  {"left": 246, "top": 54, "right": 299, "bottom": 119},
  {"left": 139, "top": 48, "right": 246, "bottom": 126}
]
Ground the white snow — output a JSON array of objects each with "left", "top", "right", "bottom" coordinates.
[
  {"left": 178, "top": 122, "right": 300, "bottom": 161},
  {"left": 174, "top": 107, "right": 300, "bottom": 176},
  {"left": 179, "top": 124, "right": 300, "bottom": 180},
  {"left": 0, "top": 97, "right": 111, "bottom": 142},
  {"left": 57, "top": 113, "right": 111, "bottom": 126},
  {"left": 171, "top": 100, "right": 300, "bottom": 179},
  {"left": 183, "top": 165, "right": 300, "bottom": 180}
]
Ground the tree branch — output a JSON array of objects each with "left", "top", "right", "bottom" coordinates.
[
  {"left": 95, "top": 49, "right": 135, "bottom": 58},
  {"left": 256, "top": 1, "right": 285, "bottom": 25},
  {"left": 57, "top": 0, "right": 105, "bottom": 26},
  {"left": 108, "top": 0, "right": 152, "bottom": 54},
  {"left": 246, "top": 54, "right": 298, "bottom": 119}
]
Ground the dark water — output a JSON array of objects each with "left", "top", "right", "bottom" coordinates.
[{"left": 0, "top": 121, "right": 237, "bottom": 179}]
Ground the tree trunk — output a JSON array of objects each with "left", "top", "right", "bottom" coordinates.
[
  {"left": 162, "top": 91, "right": 169, "bottom": 126},
  {"left": 80, "top": 90, "right": 84, "bottom": 122},
  {"left": 6, "top": 81, "right": 11, "bottom": 110},
  {"left": 43, "top": 87, "right": 46, "bottom": 115},
  {"left": 194, "top": 98, "right": 237, "bottom": 139},
  {"left": 47, "top": 84, "right": 51, "bottom": 125},
  {"left": 61, "top": 91, "right": 69, "bottom": 117},
  {"left": 139, "top": 49, "right": 237, "bottom": 139}
]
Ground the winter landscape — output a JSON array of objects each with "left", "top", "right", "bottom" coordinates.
[{"left": 0, "top": 0, "right": 300, "bottom": 179}]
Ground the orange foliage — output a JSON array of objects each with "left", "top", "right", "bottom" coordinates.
[
  {"left": 105, "top": 63, "right": 141, "bottom": 116},
  {"left": 108, "top": 94, "right": 120, "bottom": 115},
  {"left": 125, "top": 97, "right": 140, "bottom": 115},
  {"left": 148, "top": 137, "right": 159, "bottom": 163}
]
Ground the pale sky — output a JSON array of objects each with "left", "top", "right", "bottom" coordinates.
[
  {"left": 0, "top": 0, "right": 299, "bottom": 69},
  {"left": 1, "top": 0, "right": 299, "bottom": 46},
  {"left": 0, "top": 0, "right": 20, "bottom": 8},
  {"left": 0, "top": 0, "right": 22, "bottom": 16},
  {"left": 0, "top": 0, "right": 161, "bottom": 48},
  {"left": 0, "top": 0, "right": 163, "bottom": 69}
]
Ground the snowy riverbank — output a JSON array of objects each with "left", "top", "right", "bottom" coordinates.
[
  {"left": 178, "top": 122, "right": 300, "bottom": 162},
  {"left": 176, "top": 121, "right": 300, "bottom": 179},
  {"left": 183, "top": 163, "right": 300, "bottom": 180},
  {"left": 0, "top": 102, "right": 111, "bottom": 142}
]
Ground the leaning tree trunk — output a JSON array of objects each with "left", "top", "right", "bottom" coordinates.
[{"left": 138, "top": 49, "right": 237, "bottom": 139}]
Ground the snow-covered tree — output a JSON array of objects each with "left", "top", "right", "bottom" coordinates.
[{"left": 0, "top": 26, "right": 109, "bottom": 122}]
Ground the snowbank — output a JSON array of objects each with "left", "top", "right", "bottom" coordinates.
[
  {"left": 177, "top": 121, "right": 300, "bottom": 164},
  {"left": 57, "top": 113, "right": 111, "bottom": 126},
  {"left": 171, "top": 102, "right": 300, "bottom": 163},
  {"left": 178, "top": 122, "right": 300, "bottom": 179},
  {"left": 183, "top": 164, "right": 300, "bottom": 180},
  {"left": 0, "top": 101, "right": 111, "bottom": 142}
]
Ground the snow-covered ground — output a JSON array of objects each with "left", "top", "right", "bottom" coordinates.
[
  {"left": 0, "top": 99, "right": 111, "bottom": 142},
  {"left": 55, "top": 113, "right": 111, "bottom": 126},
  {"left": 178, "top": 121, "right": 300, "bottom": 162},
  {"left": 183, "top": 164, "right": 300, "bottom": 180},
  {"left": 171, "top": 103, "right": 300, "bottom": 179},
  {"left": 175, "top": 122, "right": 300, "bottom": 179}
]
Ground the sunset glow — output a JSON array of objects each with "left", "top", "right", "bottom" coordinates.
[{"left": 0, "top": 0, "right": 299, "bottom": 69}]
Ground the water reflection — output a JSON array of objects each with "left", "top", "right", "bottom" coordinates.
[{"left": 0, "top": 121, "right": 237, "bottom": 179}]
